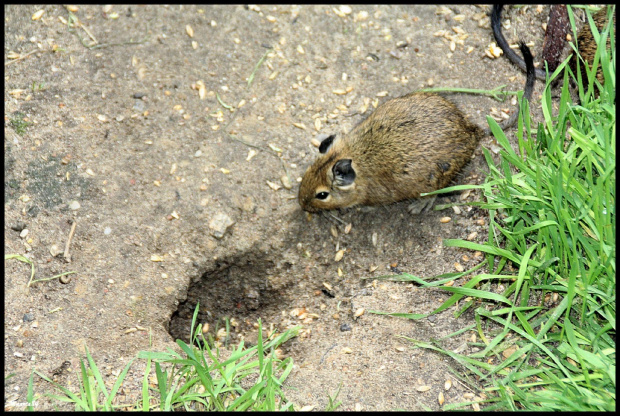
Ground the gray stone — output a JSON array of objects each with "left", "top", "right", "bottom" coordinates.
[{"left": 209, "top": 213, "right": 234, "bottom": 239}]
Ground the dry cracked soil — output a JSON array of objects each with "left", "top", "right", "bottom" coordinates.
[{"left": 5, "top": 4, "right": 562, "bottom": 411}]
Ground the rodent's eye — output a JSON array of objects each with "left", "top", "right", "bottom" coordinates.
[{"left": 315, "top": 191, "right": 329, "bottom": 200}]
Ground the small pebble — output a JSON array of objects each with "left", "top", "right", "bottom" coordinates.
[
  {"left": 69, "top": 201, "right": 80, "bottom": 210},
  {"left": 50, "top": 244, "right": 62, "bottom": 257},
  {"left": 133, "top": 100, "right": 146, "bottom": 112},
  {"left": 19, "top": 229, "right": 29, "bottom": 239},
  {"left": 209, "top": 213, "right": 234, "bottom": 239},
  {"left": 23, "top": 313, "right": 35, "bottom": 322},
  {"left": 340, "top": 323, "right": 352, "bottom": 332},
  {"left": 104, "top": 227, "right": 112, "bottom": 235},
  {"left": 59, "top": 274, "right": 71, "bottom": 284}
]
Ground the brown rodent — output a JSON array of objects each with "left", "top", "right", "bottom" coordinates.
[
  {"left": 298, "top": 42, "right": 535, "bottom": 214},
  {"left": 492, "top": 4, "right": 615, "bottom": 85}
]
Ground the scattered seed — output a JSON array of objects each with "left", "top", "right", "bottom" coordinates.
[
  {"left": 463, "top": 392, "right": 475, "bottom": 399},
  {"left": 454, "top": 262, "right": 464, "bottom": 272},
  {"left": 246, "top": 149, "right": 257, "bottom": 161},
  {"left": 416, "top": 386, "right": 432, "bottom": 392},
  {"left": 69, "top": 201, "right": 80, "bottom": 210},
  {"left": 220, "top": 168, "right": 230, "bottom": 174},
  {"left": 476, "top": 219, "right": 485, "bottom": 226},
  {"left": 355, "top": 11, "right": 369, "bottom": 21},
  {"left": 339, "top": 5, "right": 352, "bottom": 15},
  {"left": 452, "top": 205, "right": 461, "bottom": 215},
  {"left": 344, "top": 223, "right": 352, "bottom": 234},
  {"left": 197, "top": 81, "right": 207, "bottom": 100},
  {"left": 332, "top": 89, "right": 347, "bottom": 95},
  {"left": 216, "top": 328, "right": 227, "bottom": 340},
  {"left": 201, "top": 323, "right": 210, "bottom": 334},
  {"left": 293, "top": 122, "right": 306, "bottom": 130},
  {"left": 266, "top": 180, "right": 281, "bottom": 191},
  {"left": 150, "top": 254, "right": 164, "bottom": 262},
  {"left": 297, "top": 45, "right": 305, "bottom": 54},
  {"left": 269, "top": 71, "right": 279, "bottom": 80},
  {"left": 280, "top": 175, "right": 292, "bottom": 189},
  {"left": 354, "top": 308, "right": 365, "bottom": 318},
  {"left": 314, "top": 118, "right": 322, "bottom": 131},
  {"left": 440, "top": 216, "right": 451, "bottom": 223},
  {"left": 186, "top": 25, "right": 194, "bottom": 38},
  {"left": 395, "top": 346, "right": 405, "bottom": 352},
  {"left": 341, "top": 347, "right": 353, "bottom": 354},
  {"left": 472, "top": 403, "right": 481, "bottom": 411},
  {"left": 334, "top": 249, "right": 345, "bottom": 262},
  {"left": 32, "top": 10, "right": 45, "bottom": 20},
  {"left": 330, "top": 225, "right": 338, "bottom": 238},
  {"left": 124, "top": 328, "right": 137, "bottom": 334},
  {"left": 462, "top": 254, "right": 470, "bottom": 262},
  {"left": 268, "top": 143, "right": 282, "bottom": 153},
  {"left": 485, "top": 42, "right": 503, "bottom": 59},
  {"left": 445, "top": 280, "right": 455, "bottom": 287},
  {"left": 369, "top": 265, "right": 378, "bottom": 272},
  {"left": 371, "top": 232, "right": 378, "bottom": 246},
  {"left": 467, "top": 231, "right": 478, "bottom": 241}
]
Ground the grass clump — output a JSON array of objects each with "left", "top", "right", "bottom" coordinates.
[
  {"left": 372, "top": 5, "right": 615, "bottom": 411},
  {"left": 29, "top": 304, "right": 299, "bottom": 411},
  {"left": 9, "top": 112, "right": 31, "bottom": 135}
]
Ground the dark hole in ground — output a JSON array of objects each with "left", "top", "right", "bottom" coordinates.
[{"left": 168, "top": 249, "right": 300, "bottom": 345}]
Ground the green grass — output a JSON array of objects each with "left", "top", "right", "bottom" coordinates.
[
  {"left": 9, "top": 112, "right": 31, "bottom": 135},
  {"left": 371, "top": 5, "right": 615, "bottom": 411},
  {"left": 29, "top": 304, "right": 300, "bottom": 411}
]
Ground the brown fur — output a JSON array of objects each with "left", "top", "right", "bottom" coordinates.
[
  {"left": 569, "top": 7, "right": 616, "bottom": 86},
  {"left": 298, "top": 93, "right": 483, "bottom": 213}
]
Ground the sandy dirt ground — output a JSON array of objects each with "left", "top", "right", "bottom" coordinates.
[{"left": 5, "top": 4, "right": 562, "bottom": 411}]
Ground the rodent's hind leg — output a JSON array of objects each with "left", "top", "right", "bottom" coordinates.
[{"left": 407, "top": 195, "right": 437, "bottom": 215}]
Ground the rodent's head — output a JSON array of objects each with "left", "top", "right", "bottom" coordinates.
[{"left": 298, "top": 134, "right": 361, "bottom": 213}]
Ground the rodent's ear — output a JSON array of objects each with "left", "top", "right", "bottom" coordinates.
[
  {"left": 319, "top": 134, "right": 336, "bottom": 154},
  {"left": 332, "top": 159, "right": 356, "bottom": 189}
]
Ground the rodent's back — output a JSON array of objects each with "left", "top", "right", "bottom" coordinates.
[
  {"left": 348, "top": 93, "right": 483, "bottom": 200},
  {"left": 298, "top": 92, "right": 483, "bottom": 212}
]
